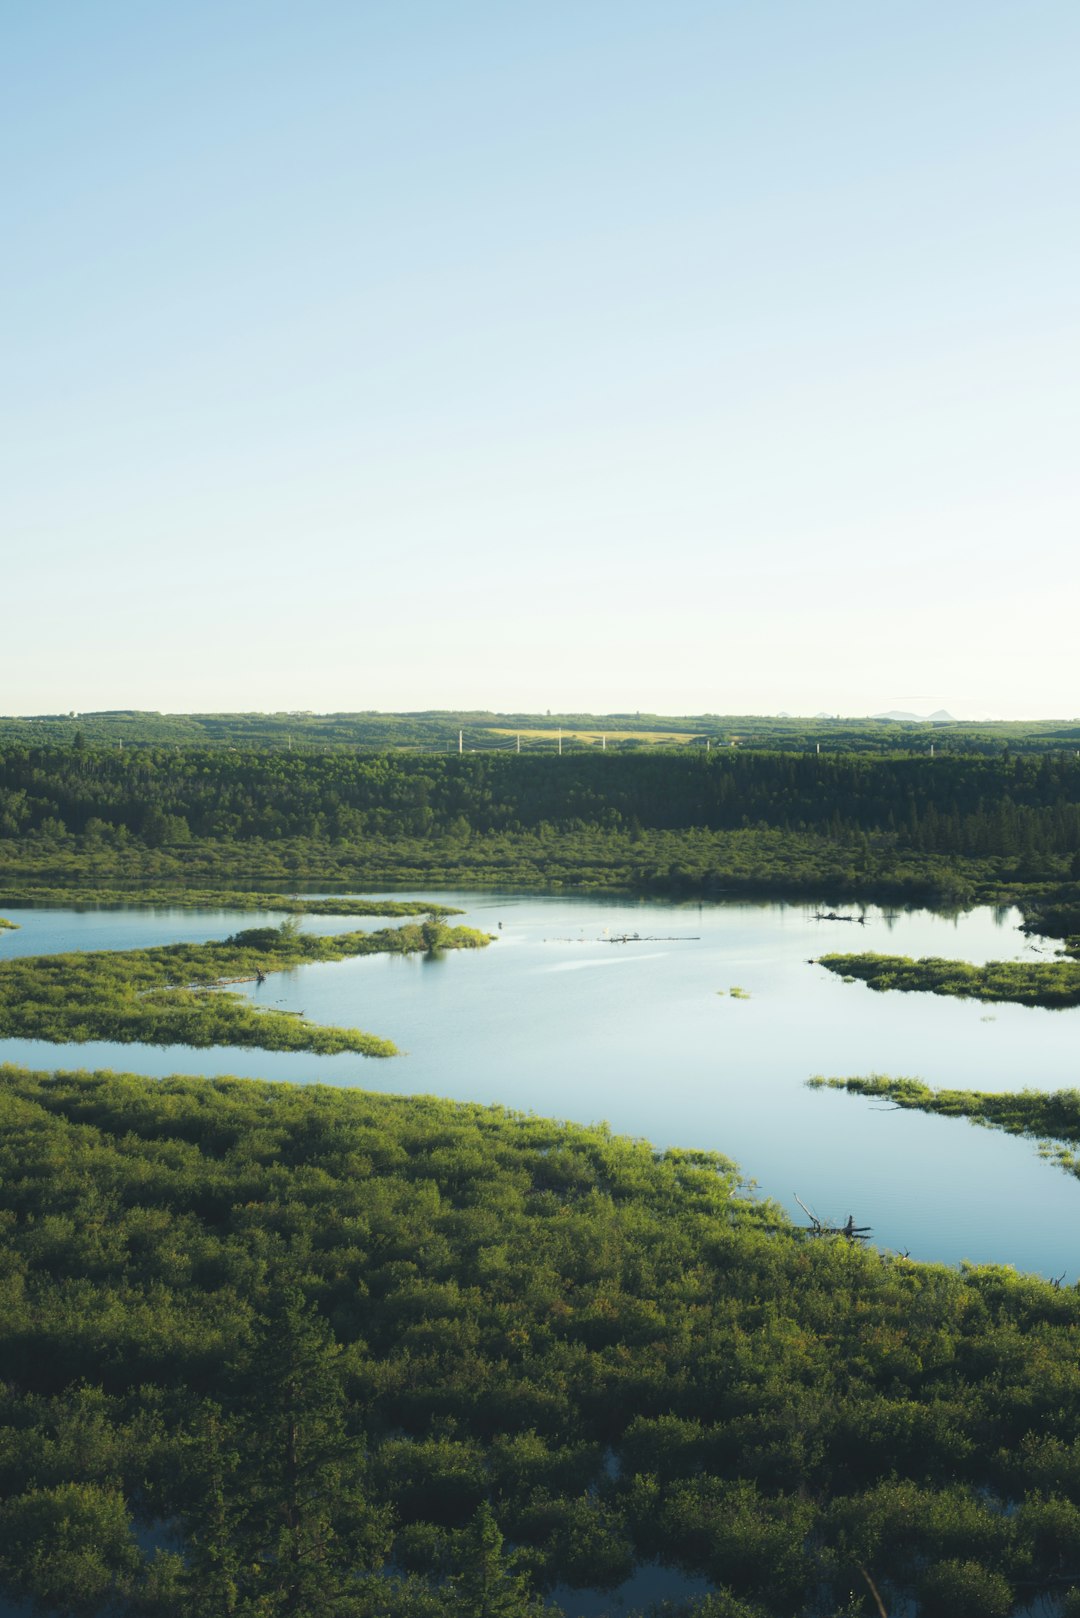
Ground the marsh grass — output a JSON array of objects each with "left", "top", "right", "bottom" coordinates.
[{"left": 818, "top": 952, "right": 1080, "bottom": 1008}]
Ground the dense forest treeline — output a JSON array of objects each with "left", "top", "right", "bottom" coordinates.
[
  {"left": 7, "top": 1066, "right": 1080, "bottom": 1616},
  {"left": 2, "top": 750, "right": 1080, "bottom": 921},
  {"left": 5, "top": 747, "right": 1080, "bottom": 848},
  {"left": 3, "top": 709, "right": 1080, "bottom": 755},
  {"left": 0, "top": 889, "right": 460, "bottom": 918}
]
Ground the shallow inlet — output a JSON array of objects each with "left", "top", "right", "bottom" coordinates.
[{"left": 2, "top": 890, "right": 1078, "bottom": 1280}]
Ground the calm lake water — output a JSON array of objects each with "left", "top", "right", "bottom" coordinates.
[{"left": 2, "top": 891, "right": 1078, "bottom": 1282}]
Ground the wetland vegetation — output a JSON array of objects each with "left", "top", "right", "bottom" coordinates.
[
  {"left": 817, "top": 952, "right": 1080, "bottom": 1008},
  {"left": 7, "top": 1066, "right": 1080, "bottom": 1616},
  {"left": 0, "top": 920, "right": 489, "bottom": 1056},
  {"left": 4, "top": 727, "right": 1080, "bottom": 1613}
]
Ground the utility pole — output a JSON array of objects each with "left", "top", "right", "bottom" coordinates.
[
  {"left": 459, "top": 730, "right": 463, "bottom": 755},
  {"left": 601, "top": 734, "right": 606, "bottom": 752},
  {"left": 558, "top": 728, "right": 562, "bottom": 756},
  {"left": 516, "top": 733, "right": 520, "bottom": 754}
]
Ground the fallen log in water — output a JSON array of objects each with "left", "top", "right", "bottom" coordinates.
[{"left": 794, "top": 1194, "right": 871, "bottom": 1241}]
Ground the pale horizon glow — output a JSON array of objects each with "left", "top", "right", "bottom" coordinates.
[{"left": 4, "top": 2, "right": 1078, "bottom": 721}]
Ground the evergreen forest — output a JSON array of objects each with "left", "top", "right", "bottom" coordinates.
[{"left": 4, "top": 743, "right": 1080, "bottom": 919}]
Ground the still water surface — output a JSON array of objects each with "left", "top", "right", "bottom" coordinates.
[{"left": 2, "top": 892, "right": 1078, "bottom": 1282}]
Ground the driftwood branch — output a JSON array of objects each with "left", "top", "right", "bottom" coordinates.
[
  {"left": 794, "top": 1193, "right": 870, "bottom": 1241},
  {"left": 857, "top": 1563, "right": 889, "bottom": 1618}
]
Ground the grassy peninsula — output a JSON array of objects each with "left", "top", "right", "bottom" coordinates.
[
  {"left": 810, "top": 1073, "right": 1080, "bottom": 1139},
  {"left": 0, "top": 920, "right": 490, "bottom": 1056},
  {"left": 810, "top": 1075, "right": 1080, "bottom": 1181},
  {"left": 816, "top": 952, "right": 1080, "bottom": 1008}
]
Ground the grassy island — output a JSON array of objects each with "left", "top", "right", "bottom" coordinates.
[
  {"left": 0, "top": 916, "right": 16, "bottom": 930},
  {"left": 817, "top": 951, "right": 1080, "bottom": 1008},
  {"left": 4, "top": 1067, "right": 1080, "bottom": 1615},
  {"left": 0, "top": 920, "right": 490, "bottom": 1056}
]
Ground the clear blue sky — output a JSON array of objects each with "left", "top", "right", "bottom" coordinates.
[{"left": 5, "top": 1, "right": 1077, "bottom": 718}]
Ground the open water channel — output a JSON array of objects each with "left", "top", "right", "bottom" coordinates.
[{"left": 2, "top": 890, "right": 1078, "bottom": 1282}]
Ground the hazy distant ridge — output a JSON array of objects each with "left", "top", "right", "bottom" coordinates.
[{"left": 872, "top": 709, "right": 956, "bottom": 723}]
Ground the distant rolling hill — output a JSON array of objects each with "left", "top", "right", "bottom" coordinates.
[{"left": 872, "top": 709, "right": 956, "bottom": 723}]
